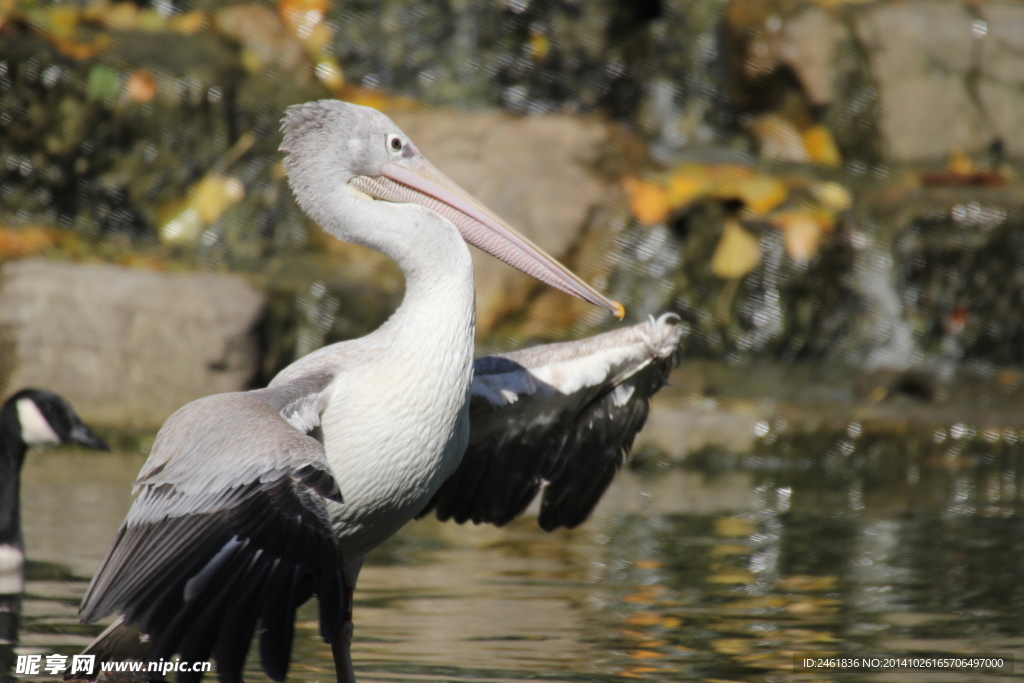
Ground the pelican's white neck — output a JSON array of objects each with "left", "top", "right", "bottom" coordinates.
[{"left": 317, "top": 186, "right": 476, "bottom": 352}]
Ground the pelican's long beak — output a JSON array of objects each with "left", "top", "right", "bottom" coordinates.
[{"left": 350, "top": 157, "right": 624, "bottom": 319}]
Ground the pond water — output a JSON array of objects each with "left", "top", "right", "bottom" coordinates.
[{"left": 12, "top": 434, "right": 1024, "bottom": 682}]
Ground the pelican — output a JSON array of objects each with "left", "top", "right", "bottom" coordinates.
[{"left": 79, "top": 100, "right": 682, "bottom": 683}]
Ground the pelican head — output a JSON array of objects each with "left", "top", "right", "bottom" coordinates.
[{"left": 280, "top": 99, "right": 624, "bottom": 318}]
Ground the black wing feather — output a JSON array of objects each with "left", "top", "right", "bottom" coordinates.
[{"left": 421, "top": 317, "right": 681, "bottom": 531}]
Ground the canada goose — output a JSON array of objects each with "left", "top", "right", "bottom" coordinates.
[
  {"left": 0, "top": 388, "right": 109, "bottom": 674},
  {"left": 1, "top": 388, "right": 110, "bottom": 568}
]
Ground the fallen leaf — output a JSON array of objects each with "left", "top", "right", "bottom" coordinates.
[
  {"left": 192, "top": 174, "right": 245, "bottom": 224},
  {"left": 303, "top": 21, "right": 335, "bottom": 54},
  {"left": 338, "top": 84, "right": 420, "bottom": 112},
  {"left": 948, "top": 147, "right": 973, "bottom": 176},
  {"left": 170, "top": 10, "right": 207, "bottom": 34},
  {"left": 712, "top": 638, "right": 752, "bottom": 655},
  {"left": 0, "top": 226, "right": 57, "bottom": 258},
  {"left": 752, "top": 114, "right": 809, "bottom": 163},
  {"left": 278, "top": 0, "right": 329, "bottom": 36},
  {"left": 48, "top": 6, "right": 80, "bottom": 40},
  {"left": 811, "top": 181, "right": 852, "bottom": 212},
  {"left": 667, "top": 172, "right": 708, "bottom": 208},
  {"left": 734, "top": 175, "right": 788, "bottom": 215},
  {"left": 707, "top": 570, "right": 755, "bottom": 584},
  {"left": 160, "top": 174, "right": 245, "bottom": 244},
  {"left": 803, "top": 125, "right": 842, "bottom": 167},
  {"left": 105, "top": 1, "right": 139, "bottom": 30},
  {"left": 779, "top": 575, "right": 838, "bottom": 592},
  {"left": 315, "top": 58, "right": 344, "bottom": 91},
  {"left": 529, "top": 27, "right": 550, "bottom": 61},
  {"left": 635, "top": 560, "right": 665, "bottom": 570},
  {"left": 710, "top": 544, "right": 750, "bottom": 557},
  {"left": 124, "top": 69, "right": 158, "bottom": 103},
  {"left": 623, "top": 176, "right": 671, "bottom": 225},
  {"left": 136, "top": 8, "right": 168, "bottom": 31},
  {"left": 711, "top": 219, "right": 761, "bottom": 278},
  {"left": 779, "top": 213, "right": 823, "bottom": 262},
  {"left": 86, "top": 64, "right": 121, "bottom": 101},
  {"left": 625, "top": 612, "right": 660, "bottom": 626},
  {"left": 714, "top": 515, "right": 755, "bottom": 537}
]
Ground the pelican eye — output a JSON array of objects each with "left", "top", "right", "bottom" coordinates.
[{"left": 388, "top": 135, "right": 403, "bottom": 152}]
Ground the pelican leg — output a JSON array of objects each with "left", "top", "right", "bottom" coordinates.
[
  {"left": 333, "top": 557, "right": 363, "bottom": 683},
  {"left": 331, "top": 608, "right": 356, "bottom": 683}
]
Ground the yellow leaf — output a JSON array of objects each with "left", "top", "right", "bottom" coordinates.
[
  {"left": 124, "top": 69, "right": 158, "bottom": 103},
  {"left": 752, "top": 114, "right": 809, "bottom": 162},
  {"left": 191, "top": 174, "right": 245, "bottom": 224},
  {"left": 736, "top": 175, "right": 788, "bottom": 215},
  {"left": 0, "top": 226, "right": 57, "bottom": 258},
  {"left": 625, "top": 611, "right": 660, "bottom": 626},
  {"left": 170, "top": 10, "right": 207, "bottom": 34},
  {"left": 803, "top": 125, "right": 842, "bottom": 167},
  {"left": 629, "top": 649, "right": 667, "bottom": 660},
  {"left": 710, "top": 544, "right": 750, "bottom": 557},
  {"left": 714, "top": 516, "right": 755, "bottom": 537},
  {"left": 811, "top": 181, "right": 852, "bottom": 212},
  {"left": 772, "top": 210, "right": 835, "bottom": 263},
  {"left": 780, "top": 214, "right": 823, "bottom": 262},
  {"left": 949, "top": 147, "right": 973, "bottom": 176},
  {"left": 635, "top": 560, "right": 665, "bottom": 570},
  {"left": 278, "top": 0, "right": 329, "bottom": 34},
  {"left": 623, "top": 177, "right": 670, "bottom": 225},
  {"left": 304, "top": 21, "right": 335, "bottom": 54},
  {"left": 160, "top": 206, "right": 203, "bottom": 244},
  {"left": 315, "top": 58, "right": 345, "bottom": 91},
  {"left": 707, "top": 570, "right": 755, "bottom": 584},
  {"left": 529, "top": 29, "right": 551, "bottom": 61},
  {"left": 338, "top": 85, "right": 420, "bottom": 112},
  {"left": 712, "top": 639, "right": 752, "bottom": 655},
  {"left": 667, "top": 173, "right": 708, "bottom": 208},
  {"left": 105, "top": 1, "right": 139, "bottom": 30},
  {"left": 48, "top": 6, "right": 79, "bottom": 40},
  {"left": 619, "top": 667, "right": 661, "bottom": 678},
  {"left": 779, "top": 575, "right": 838, "bottom": 592},
  {"left": 136, "top": 8, "right": 168, "bottom": 31},
  {"left": 711, "top": 221, "right": 761, "bottom": 278}
]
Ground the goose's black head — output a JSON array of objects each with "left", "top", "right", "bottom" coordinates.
[{"left": 1, "top": 389, "right": 110, "bottom": 451}]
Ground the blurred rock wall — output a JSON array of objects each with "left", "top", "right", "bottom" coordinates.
[
  {"left": 1, "top": 0, "right": 1024, "bottom": 424},
  {"left": 0, "top": 259, "right": 264, "bottom": 428}
]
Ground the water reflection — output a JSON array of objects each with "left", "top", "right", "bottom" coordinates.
[{"left": 10, "top": 434, "right": 1024, "bottom": 681}]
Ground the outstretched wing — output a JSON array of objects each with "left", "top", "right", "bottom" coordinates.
[
  {"left": 420, "top": 314, "right": 682, "bottom": 531},
  {"left": 80, "top": 372, "right": 344, "bottom": 683}
]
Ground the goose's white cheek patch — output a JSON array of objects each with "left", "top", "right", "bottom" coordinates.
[
  {"left": 16, "top": 399, "right": 60, "bottom": 445},
  {"left": 0, "top": 544, "right": 23, "bottom": 593}
]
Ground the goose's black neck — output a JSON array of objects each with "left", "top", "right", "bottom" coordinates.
[{"left": 0, "top": 402, "right": 26, "bottom": 549}]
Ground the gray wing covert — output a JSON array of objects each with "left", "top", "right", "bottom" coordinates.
[
  {"left": 420, "top": 314, "right": 682, "bottom": 531},
  {"left": 79, "top": 373, "right": 344, "bottom": 683}
]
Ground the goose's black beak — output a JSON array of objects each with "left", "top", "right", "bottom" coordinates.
[{"left": 70, "top": 422, "right": 111, "bottom": 451}]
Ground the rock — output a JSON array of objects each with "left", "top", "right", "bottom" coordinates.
[
  {"left": 854, "top": 1, "right": 986, "bottom": 162},
  {"left": 0, "top": 260, "right": 264, "bottom": 429},
  {"left": 390, "top": 109, "right": 609, "bottom": 331},
  {"left": 776, "top": 7, "right": 845, "bottom": 108},
  {"left": 730, "top": 0, "right": 1024, "bottom": 163}
]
